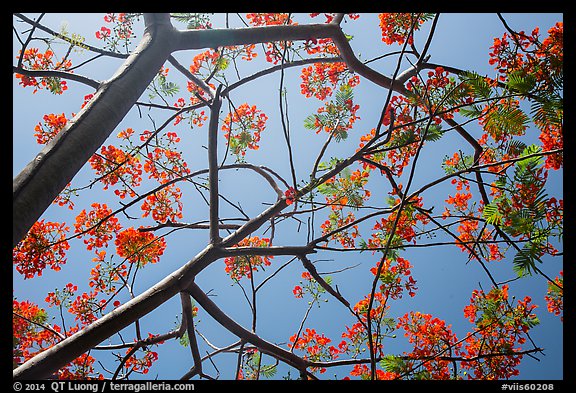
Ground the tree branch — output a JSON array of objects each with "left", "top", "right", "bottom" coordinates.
[
  {"left": 180, "top": 292, "right": 203, "bottom": 377},
  {"left": 208, "top": 85, "right": 223, "bottom": 244},
  {"left": 185, "top": 282, "right": 309, "bottom": 373},
  {"left": 13, "top": 65, "right": 101, "bottom": 89},
  {"left": 299, "top": 255, "right": 350, "bottom": 308}
]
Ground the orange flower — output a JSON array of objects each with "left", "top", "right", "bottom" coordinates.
[
  {"left": 141, "top": 184, "right": 183, "bottom": 223},
  {"left": 34, "top": 113, "right": 68, "bottom": 144},
  {"left": 13, "top": 220, "right": 70, "bottom": 279},
  {"left": 223, "top": 236, "right": 273, "bottom": 280},
  {"left": 74, "top": 203, "right": 122, "bottom": 251},
  {"left": 378, "top": 13, "right": 430, "bottom": 46},
  {"left": 115, "top": 227, "right": 166, "bottom": 267},
  {"left": 89, "top": 144, "right": 142, "bottom": 199},
  {"left": 221, "top": 103, "right": 268, "bottom": 158}
]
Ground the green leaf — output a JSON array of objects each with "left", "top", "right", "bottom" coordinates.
[
  {"left": 216, "top": 56, "right": 229, "bottom": 71},
  {"left": 303, "top": 114, "right": 319, "bottom": 130},
  {"left": 506, "top": 70, "right": 537, "bottom": 94},
  {"left": 459, "top": 71, "right": 493, "bottom": 99},
  {"left": 506, "top": 140, "right": 528, "bottom": 157},
  {"left": 483, "top": 100, "right": 529, "bottom": 139},
  {"left": 386, "top": 195, "right": 397, "bottom": 207},
  {"left": 160, "top": 81, "right": 179, "bottom": 97},
  {"left": 179, "top": 331, "right": 190, "bottom": 347},
  {"left": 512, "top": 241, "right": 545, "bottom": 277},
  {"left": 380, "top": 354, "right": 406, "bottom": 374},
  {"left": 260, "top": 364, "right": 277, "bottom": 378},
  {"left": 423, "top": 124, "right": 444, "bottom": 142},
  {"left": 459, "top": 104, "right": 484, "bottom": 119},
  {"left": 171, "top": 13, "right": 212, "bottom": 30},
  {"left": 335, "top": 84, "right": 354, "bottom": 107},
  {"left": 483, "top": 202, "right": 503, "bottom": 225},
  {"left": 530, "top": 95, "right": 563, "bottom": 128},
  {"left": 523, "top": 314, "right": 540, "bottom": 329}
]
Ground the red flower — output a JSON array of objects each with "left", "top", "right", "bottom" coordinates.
[
  {"left": 285, "top": 187, "right": 297, "bottom": 205},
  {"left": 115, "top": 227, "right": 166, "bottom": 267},
  {"left": 95, "top": 26, "right": 111, "bottom": 40},
  {"left": 292, "top": 285, "right": 303, "bottom": 298},
  {"left": 223, "top": 236, "right": 273, "bottom": 280},
  {"left": 13, "top": 220, "right": 70, "bottom": 279}
]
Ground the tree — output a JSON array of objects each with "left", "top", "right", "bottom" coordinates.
[{"left": 13, "top": 13, "right": 563, "bottom": 380}]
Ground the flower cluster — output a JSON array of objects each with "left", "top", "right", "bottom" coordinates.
[
  {"left": 368, "top": 195, "right": 429, "bottom": 248},
  {"left": 488, "top": 23, "right": 563, "bottom": 170},
  {"left": 300, "top": 63, "right": 360, "bottom": 101},
  {"left": 122, "top": 345, "right": 159, "bottom": 376},
  {"left": 347, "top": 364, "right": 397, "bottom": 380},
  {"left": 317, "top": 168, "right": 371, "bottom": 247},
  {"left": 344, "top": 291, "right": 390, "bottom": 357},
  {"left": 13, "top": 299, "right": 50, "bottom": 366},
  {"left": 246, "top": 13, "right": 294, "bottom": 63},
  {"left": 13, "top": 220, "right": 70, "bottom": 279},
  {"left": 13, "top": 297, "right": 102, "bottom": 378},
  {"left": 69, "top": 290, "right": 106, "bottom": 326},
  {"left": 221, "top": 103, "right": 268, "bottom": 159},
  {"left": 95, "top": 13, "right": 135, "bottom": 52},
  {"left": 189, "top": 49, "right": 221, "bottom": 76},
  {"left": 405, "top": 66, "right": 471, "bottom": 123},
  {"left": 89, "top": 250, "right": 128, "bottom": 295},
  {"left": 15, "top": 48, "right": 71, "bottom": 94},
  {"left": 45, "top": 282, "right": 78, "bottom": 308},
  {"left": 74, "top": 203, "right": 122, "bottom": 251},
  {"left": 359, "top": 96, "right": 419, "bottom": 177},
  {"left": 320, "top": 210, "right": 359, "bottom": 248},
  {"left": 137, "top": 129, "right": 191, "bottom": 183},
  {"left": 288, "top": 328, "right": 340, "bottom": 374},
  {"left": 309, "top": 13, "right": 360, "bottom": 24},
  {"left": 397, "top": 311, "right": 460, "bottom": 379},
  {"left": 544, "top": 271, "right": 563, "bottom": 321},
  {"left": 292, "top": 271, "right": 328, "bottom": 302},
  {"left": 115, "top": 227, "right": 166, "bottom": 267},
  {"left": 378, "top": 13, "right": 430, "bottom": 46},
  {"left": 370, "top": 256, "right": 417, "bottom": 300},
  {"left": 34, "top": 113, "right": 68, "bottom": 144},
  {"left": 173, "top": 96, "right": 208, "bottom": 127},
  {"left": 223, "top": 236, "right": 273, "bottom": 281},
  {"left": 284, "top": 187, "right": 297, "bottom": 205},
  {"left": 461, "top": 285, "right": 539, "bottom": 379},
  {"left": 89, "top": 144, "right": 143, "bottom": 199},
  {"left": 445, "top": 178, "right": 472, "bottom": 213},
  {"left": 246, "top": 13, "right": 293, "bottom": 26},
  {"left": 141, "top": 184, "right": 183, "bottom": 223}
]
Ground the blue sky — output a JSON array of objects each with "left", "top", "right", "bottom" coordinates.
[{"left": 13, "top": 13, "right": 563, "bottom": 380}]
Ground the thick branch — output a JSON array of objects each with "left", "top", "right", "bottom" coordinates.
[
  {"left": 174, "top": 22, "right": 406, "bottom": 95},
  {"left": 13, "top": 65, "right": 101, "bottom": 89},
  {"left": 299, "top": 255, "right": 350, "bottom": 308},
  {"left": 180, "top": 292, "right": 203, "bottom": 376},
  {"left": 174, "top": 23, "right": 335, "bottom": 51},
  {"left": 208, "top": 86, "right": 223, "bottom": 244},
  {"left": 219, "top": 245, "right": 315, "bottom": 258},
  {"left": 328, "top": 26, "right": 409, "bottom": 95},
  {"left": 185, "top": 282, "right": 309, "bottom": 373}
]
